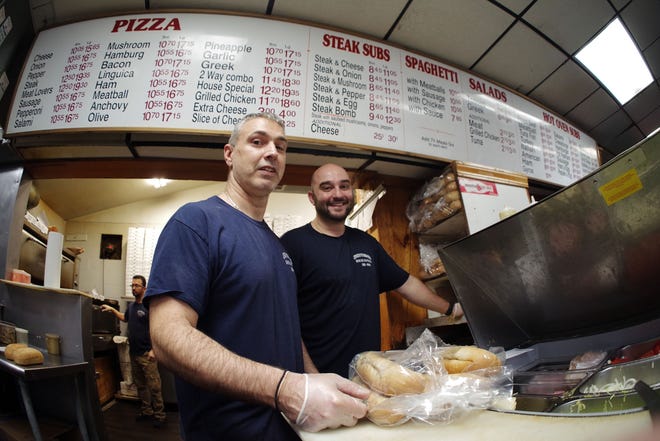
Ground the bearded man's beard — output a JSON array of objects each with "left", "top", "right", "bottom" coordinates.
[{"left": 313, "top": 195, "right": 355, "bottom": 222}]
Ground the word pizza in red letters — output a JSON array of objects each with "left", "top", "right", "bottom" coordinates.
[{"left": 111, "top": 17, "right": 181, "bottom": 33}]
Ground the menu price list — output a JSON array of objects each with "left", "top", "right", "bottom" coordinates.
[
  {"left": 92, "top": 39, "right": 148, "bottom": 124},
  {"left": 188, "top": 34, "right": 307, "bottom": 130},
  {"left": 465, "top": 98, "right": 520, "bottom": 171},
  {"left": 55, "top": 42, "right": 97, "bottom": 126},
  {"left": 366, "top": 61, "right": 403, "bottom": 146},
  {"left": 7, "top": 13, "right": 598, "bottom": 187},
  {"left": 459, "top": 78, "right": 597, "bottom": 186},
  {"left": 13, "top": 50, "right": 56, "bottom": 130},
  {"left": 519, "top": 118, "right": 543, "bottom": 178},
  {"left": 305, "top": 29, "right": 404, "bottom": 148},
  {"left": 190, "top": 38, "right": 257, "bottom": 128},
  {"left": 9, "top": 14, "right": 313, "bottom": 133},
  {"left": 401, "top": 53, "right": 465, "bottom": 159},
  {"left": 16, "top": 37, "right": 147, "bottom": 129},
  {"left": 144, "top": 37, "right": 192, "bottom": 124},
  {"left": 257, "top": 44, "right": 305, "bottom": 130},
  {"left": 542, "top": 111, "right": 599, "bottom": 184}
]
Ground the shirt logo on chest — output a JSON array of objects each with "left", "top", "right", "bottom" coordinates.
[
  {"left": 353, "top": 253, "right": 373, "bottom": 267},
  {"left": 282, "top": 252, "right": 295, "bottom": 272}
]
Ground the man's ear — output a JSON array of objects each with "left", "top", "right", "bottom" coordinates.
[{"left": 224, "top": 144, "right": 233, "bottom": 167}]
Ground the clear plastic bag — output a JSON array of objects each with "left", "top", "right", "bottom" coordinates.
[
  {"left": 418, "top": 242, "right": 445, "bottom": 277},
  {"left": 406, "top": 167, "right": 462, "bottom": 233},
  {"left": 350, "top": 330, "right": 514, "bottom": 426}
]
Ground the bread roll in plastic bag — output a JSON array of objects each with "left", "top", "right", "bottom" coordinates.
[{"left": 349, "top": 329, "right": 515, "bottom": 426}]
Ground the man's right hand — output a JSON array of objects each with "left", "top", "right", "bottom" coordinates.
[
  {"left": 280, "top": 372, "right": 369, "bottom": 432},
  {"left": 452, "top": 303, "right": 464, "bottom": 320}
]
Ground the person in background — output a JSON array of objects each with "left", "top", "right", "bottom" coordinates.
[
  {"left": 101, "top": 274, "right": 166, "bottom": 428},
  {"left": 280, "top": 163, "right": 464, "bottom": 377},
  {"left": 143, "top": 113, "right": 368, "bottom": 441}
]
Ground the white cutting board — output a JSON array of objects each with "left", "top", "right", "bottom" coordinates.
[{"left": 296, "top": 409, "right": 652, "bottom": 441}]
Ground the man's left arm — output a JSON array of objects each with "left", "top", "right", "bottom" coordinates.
[
  {"left": 395, "top": 275, "right": 463, "bottom": 318},
  {"left": 302, "top": 341, "right": 319, "bottom": 374}
]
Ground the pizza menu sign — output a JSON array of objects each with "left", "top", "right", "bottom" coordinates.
[{"left": 7, "top": 13, "right": 599, "bottom": 186}]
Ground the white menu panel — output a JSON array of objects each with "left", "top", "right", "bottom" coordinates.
[
  {"left": 7, "top": 12, "right": 598, "bottom": 186},
  {"left": 11, "top": 15, "right": 310, "bottom": 133},
  {"left": 400, "top": 51, "right": 466, "bottom": 160},
  {"left": 303, "top": 28, "right": 404, "bottom": 149}
]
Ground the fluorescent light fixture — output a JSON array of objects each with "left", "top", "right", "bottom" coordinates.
[
  {"left": 576, "top": 18, "right": 653, "bottom": 104},
  {"left": 146, "top": 178, "right": 170, "bottom": 188}
]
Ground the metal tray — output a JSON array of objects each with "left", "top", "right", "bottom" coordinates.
[
  {"left": 616, "top": 338, "right": 660, "bottom": 361},
  {"left": 514, "top": 394, "right": 564, "bottom": 413},
  {"left": 551, "top": 391, "right": 646, "bottom": 415},
  {"left": 514, "top": 367, "right": 597, "bottom": 396},
  {"left": 515, "top": 383, "right": 658, "bottom": 415},
  {"left": 578, "top": 353, "right": 660, "bottom": 394}
]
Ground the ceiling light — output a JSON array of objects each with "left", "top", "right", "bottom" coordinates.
[
  {"left": 576, "top": 18, "right": 653, "bottom": 104},
  {"left": 146, "top": 178, "right": 171, "bottom": 188}
]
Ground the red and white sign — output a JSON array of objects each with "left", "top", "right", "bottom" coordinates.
[{"left": 459, "top": 177, "right": 499, "bottom": 196}]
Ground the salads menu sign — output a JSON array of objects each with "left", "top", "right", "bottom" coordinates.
[{"left": 7, "top": 13, "right": 598, "bottom": 186}]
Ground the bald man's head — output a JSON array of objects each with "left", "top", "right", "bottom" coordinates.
[{"left": 309, "top": 164, "right": 355, "bottom": 223}]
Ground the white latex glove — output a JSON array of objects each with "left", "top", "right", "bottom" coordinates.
[
  {"left": 452, "top": 302, "right": 464, "bottom": 320},
  {"left": 281, "top": 373, "right": 369, "bottom": 432}
]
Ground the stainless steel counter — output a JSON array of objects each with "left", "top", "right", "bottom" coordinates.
[
  {"left": 0, "top": 279, "right": 105, "bottom": 441},
  {"left": 0, "top": 347, "right": 87, "bottom": 379},
  {"left": 1, "top": 347, "right": 92, "bottom": 441}
]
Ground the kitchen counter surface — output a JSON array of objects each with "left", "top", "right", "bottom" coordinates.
[
  {"left": 296, "top": 408, "right": 652, "bottom": 441},
  {"left": 0, "top": 279, "right": 93, "bottom": 298},
  {"left": 0, "top": 346, "right": 88, "bottom": 380},
  {"left": 0, "top": 277, "right": 106, "bottom": 440},
  {"left": 1, "top": 346, "right": 95, "bottom": 441}
]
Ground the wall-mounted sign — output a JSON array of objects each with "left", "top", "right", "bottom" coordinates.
[
  {"left": 459, "top": 177, "right": 499, "bottom": 196},
  {"left": 6, "top": 12, "right": 598, "bottom": 186}
]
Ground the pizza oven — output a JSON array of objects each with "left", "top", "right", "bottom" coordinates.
[{"left": 92, "top": 298, "right": 120, "bottom": 353}]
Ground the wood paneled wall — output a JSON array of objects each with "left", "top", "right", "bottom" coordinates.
[{"left": 356, "top": 173, "right": 428, "bottom": 350}]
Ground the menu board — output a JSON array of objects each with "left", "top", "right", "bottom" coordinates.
[{"left": 7, "top": 12, "right": 599, "bottom": 186}]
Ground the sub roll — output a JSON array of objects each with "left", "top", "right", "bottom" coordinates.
[
  {"left": 355, "top": 351, "right": 429, "bottom": 396},
  {"left": 4, "top": 343, "right": 27, "bottom": 360},
  {"left": 12, "top": 347, "right": 45, "bottom": 366},
  {"left": 353, "top": 376, "right": 407, "bottom": 426},
  {"left": 440, "top": 346, "right": 501, "bottom": 373}
]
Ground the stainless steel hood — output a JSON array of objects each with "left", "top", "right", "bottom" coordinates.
[{"left": 439, "top": 131, "right": 660, "bottom": 362}]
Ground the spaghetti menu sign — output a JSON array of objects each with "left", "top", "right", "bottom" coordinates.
[{"left": 7, "top": 13, "right": 598, "bottom": 186}]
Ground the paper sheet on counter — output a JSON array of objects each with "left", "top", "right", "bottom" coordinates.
[{"left": 295, "top": 409, "right": 651, "bottom": 441}]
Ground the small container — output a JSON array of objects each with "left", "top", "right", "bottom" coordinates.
[
  {"left": 10, "top": 269, "right": 31, "bottom": 284},
  {"left": 499, "top": 206, "right": 517, "bottom": 220},
  {"left": 45, "top": 333, "right": 61, "bottom": 355},
  {"left": 514, "top": 367, "right": 596, "bottom": 396},
  {"left": 15, "top": 327, "right": 29, "bottom": 345}
]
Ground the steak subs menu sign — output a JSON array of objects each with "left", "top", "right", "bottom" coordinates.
[{"left": 7, "top": 13, "right": 598, "bottom": 186}]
